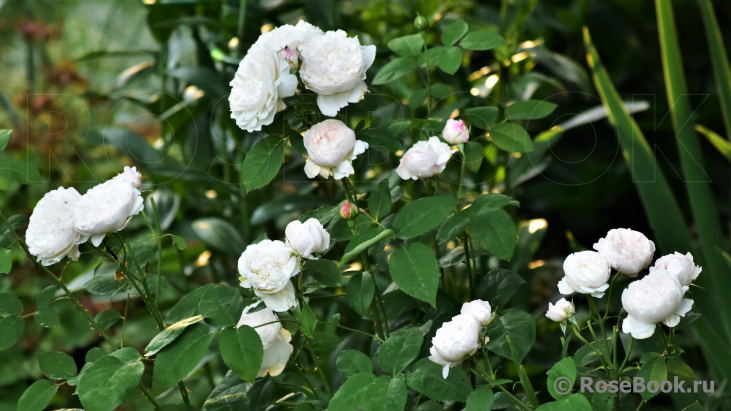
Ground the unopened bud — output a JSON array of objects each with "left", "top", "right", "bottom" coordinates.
[
  {"left": 339, "top": 201, "right": 358, "bottom": 220},
  {"left": 414, "top": 15, "right": 429, "bottom": 31}
]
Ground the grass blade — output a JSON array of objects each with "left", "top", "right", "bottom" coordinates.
[
  {"left": 695, "top": 124, "right": 731, "bottom": 161},
  {"left": 697, "top": 0, "right": 731, "bottom": 140}
]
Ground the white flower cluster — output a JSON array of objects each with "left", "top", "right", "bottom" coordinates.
[
  {"left": 26, "top": 166, "right": 144, "bottom": 266},
  {"left": 238, "top": 218, "right": 329, "bottom": 312},
  {"left": 429, "top": 299, "right": 493, "bottom": 379}
]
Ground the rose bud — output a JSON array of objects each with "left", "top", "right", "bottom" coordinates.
[
  {"left": 339, "top": 201, "right": 358, "bottom": 220},
  {"left": 442, "top": 119, "right": 469, "bottom": 145},
  {"left": 545, "top": 298, "right": 575, "bottom": 322}
]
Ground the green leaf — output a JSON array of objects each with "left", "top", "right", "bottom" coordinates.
[
  {"left": 695, "top": 124, "right": 731, "bottom": 161},
  {"left": 327, "top": 372, "right": 377, "bottom": 411},
  {"left": 470, "top": 208, "right": 517, "bottom": 261},
  {"left": 0, "top": 155, "right": 43, "bottom": 185},
  {"left": 199, "top": 284, "right": 245, "bottom": 328},
  {"left": 409, "top": 89, "right": 428, "bottom": 109},
  {"left": 78, "top": 355, "right": 145, "bottom": 411},
  {"left": 436, "top": 213, "right": 469, "bottom": 245},
  {"left": 192, "top": 218, "right": 246, "bottom": 257},
  {"left": 373, "top": 57, "right": 417, "bottom": 85},
  {"left": 378, "top": 328, "right": 423, "bottom": 375},
  {"left": 388, "top": 34, "right": 424, "bottom": 57},
  {"left": 368, "top": 180, "right": 392, "bottom": 220},
  {"left": 388, "top": 243, "right": 439, "bottom": 307},
  {"left": 547, "top": 358, "right": 576, "bottom": 400},
  {"left": 86, "top": 347, "right": 106, "bottom": 363},
  {"left": 17, "top": 379, "right": 58, "bottom": 411},
  {"left": 336, "top": 350, "right": 373, "bottom": 378},
  {"left": 430, "top": 84, "right": 453, "bottom": 99},
  {"left": 305, "top": 259, "right": 342, "bottom": 287},
  {"left": 346, "top": 272, "right": 374, "bottom": 316},
  {"left": 534, "top": 394, "right": 592, "bottom": 411},
  {"left": 489, "top": 122, "right": 534, "bottom": 153},
  {"left": 242, "top": 136, "right": 285, "bottom": 193},
  {"left": 167, "top": 67, "right": 228, "bottom": 99},
  {"left": 0, "top": 315, "right": 24, "bottom": 350},
  {"left": 0, "top": 249, "right": 11, "bottom": 273},
  {"left": 393, "top": 196, "right": 458, "bottom": 239},
  {"left": 0, "top": 291, "right": 22, "bottom": 316},
  {"left": 93, "top": 310, "right": 123, "bottom": 330},
  {"left": 171, "top": 234, "right": 187, "bottom": 250},
  {"left": 464, "top": 142, "right": 483, "bottom": 172},
  {"left": 485, "top": 308, "right": 535, "bottom": 364},
  {"left": 165, "top": 285, "right": 215, "bottom": 324},
  {"left": 438, "top": 47, "right": 462, "bottom": 75},
  {"left": 341, "top": 228, "right": 394, "bottom": 264},
  {"left": 36, "top": 285, "right": 57, "bottom": 308},
  {"left": 442, "top": 19, "right": 469, "bottom": 47},
  {"left": 681, "top": 402, "right": 706, "bottom": 411},
  {"left": 362, "top": 374, "right": 407, "bottom": 411},
  {"left": 203, "top": 370, "right": 250, "bottom": 411},
  {"left": 219, "top": 325, "right": 264, "bottom": 384},
  {"left": 34, "top": 306, "right": 59, "bottom": 328},
  {"left": 465, "top": 107, "right": 498, "bottom": 129},
  {"left": 293, "top": 301, "right": 317, "bottom": 339},
  {"left": 84, "top": 276, "right": 125, "bottom": 296},
  {"left": 0, "top": 130, "right": 10, "bottom": 151},
  {"left": 0, "top": 214, "right": 28, "bottom": 249},
  {"left": 145, "top": 315, "right": 204, "bottom": 356},
  {"left": 477, "top": 269, "right": 525, "bottom": 308},
  {"left": 38, "top": 351, "right": 77, "bottom": 380},
  {"left": 358, "top": 129, "right": 404, "bottom": 152},
  {"left": 459, "top": 30, "right": 505, "bottom": 51},
  {"left": 505, "top": 100, "right": 557, "bottom": 120},
  {"left": 153, "top": 323, "right": 214, "bottom": 395},
  {"left": 472, "top": 193, "right": 512, "bottom": 210},
  {"left": 406, "top": 358, "right": 472, "bottom": 402},
  {"left": 466, "top": 385, "right": 494, "bottom": 411},
  {"left": 637, "top": 355, "right": 666, "bottom": 401}
]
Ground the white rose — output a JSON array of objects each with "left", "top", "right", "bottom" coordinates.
[
  {"left": 593, "top": 228, "right": 655, "bottom": 276},
  {"left": 303, "top": 120, "right": 368, "bottom": 180},
  {"left": 442, "top": 119, "right": 469, "bottom": 145},
  {"left": 229, "top": 45, "right": 297, "bottom": 132},
  {"left": 650, "top": 252, "right": 701, "bottom": 290},
  {"left": 298, "top": 30, "right": 376, "bottom": 116},
  {"left": 545, "top": 298, "right": 575, "bottom": 322},
  {"left": 238, "top": 240, "right": 301, "bottom": 312},
  {"left": 258, "top": 328, "right": 293, "bottom": 377},
  {"left": 237, "top": 302, "right": 281, "bottom": 349},
  {"left": 621, "top": 269, "right": 693, "bottom": 339},
  {"left": 396, "top": 137, "right": 454, "bottom": 180},
  {"left": 112, "top": 166, "right": 142, "bottom": 188},
  {"left": 558, "top": 251, "right": 611, "bottom": 298},
  {"left": 26, "top": 187, "right": 89, "bottom": 266},
  {"left": 285, "top": 218, "right": 330, "bottom": 259},
  {"left": 73, "top": 179, "right": 144, "bottom": 247},
  {"left": 461, "top": 300, "right": 493, "bottom": 325},
  {"left": 254, "top": 20, "right": 323, "bottom": 69},
  {"left": 428, "top": 314, "right": 481, "bottom": 378}
]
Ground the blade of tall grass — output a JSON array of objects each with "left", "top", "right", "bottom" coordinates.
[
  {"left": 655, "top": 0, "right": 731, "bottom": 342},
  {"left": 697, "top": 0, "right": 731, "bottom": 141},
  {"left": 695, "top": 124, "right": 731, "bottom": 161},
  {"left": 584, "top": 28, "right": 731, "bottom": 383}
]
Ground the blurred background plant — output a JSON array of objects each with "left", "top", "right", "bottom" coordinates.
[{"left": 0, "top": 0, "right": 729, "bottom": 410}]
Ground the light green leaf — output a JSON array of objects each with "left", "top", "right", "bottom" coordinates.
[
  {"left": 405, "top": 358, "right": 472, "bottom": 402},
  {"left": 369, "top": 180, "right": 392, "bottom": 220},
  {"left": 459, "top": 30, "right": 505, "bottom": 50},
  {"left": 378, "top": 328, "right": 423, "bottom": 375},
  {"left": 17, "top": 379, "right": 58, "bottom": 411},
  {"left": 438, "top": 47, "right": 462, "bottom": 75},
  {"left": 698, "top": 0, "right": 731, "bottom": 143},
  {"left": 170, "top": 235, "right": 187, "bottom": 250},
  {"left": 78, "top": 355, "right": 145, "bottom": 411},
  {"left": 695, "top": 124, "right": 730, "bottom": 161},
  {"left": 192, "top": 219, "right": 246, "bottom": 257},
  {"left": 470, "top": 208, "right": 517, "bottom": 261},
  {"left": 0, "top": 292, "right": 22, "bottom": 316},
  {"left": 388, "top": 243, "right": 439, "bottom": 307},
  {"left": 466, "top": 385, "right": 494, "bottom": 411},
  {"left": 485, "top": 308, "right": 535, "bottom": 364},
  {"left": 547, "top": 357, "right": 576, "bottom": 400},
  {"left": 198, "top": 284, "right": 245, "bottom": 328},
  {"left": 477, "top": 269, "right": 525, "bottom": 308},
  {"left": 373, "top": 57, "right": 417, "bottom": 85},
  {"left": 336, "top": 350, "right": 373, "bottom": 378},
  {"left": 153, "top": 323, "right": 213, "bottom": 395},
  {"left": 326, "top": 372, "right": 377, "bottom": 411},
  {"left": 346, "top": 272, "right": 374, "bottom": 316},
  {"left": 38, "top": 351, "right": 77, "bottom": 380},
  {"left": 242, "top": 136, "right": 285, "bottom": 193},
  {"left": 0, "top": 130, "right": 10, "bottom": 152},
  {"left": 305, "top": 259, "right": 342, "bottom": 286},
  {"left": 393, "top": 196, "right": 458, "bottom": 239},
  {"left": 93, "top": 310, "right": 123, "bottom": 330},
  {"left": 362, "top": 374, "right": 407, "bottom": 411},
  {"left": 505, "top": 100, "right": 558, "bottom": 120},
  {"left": 442, "top": 20, "right": 469, "bottom": 47},
  {"left": 490, "top": 122, "right": 534, "bottom": 153},
  {"left": 637, "top": 355, "right": 666, "bottom": 401},
  {"left": 465, "top": 106, "right": 498, "bottom": 129},
  {"left": 219, "top": 325, "right": 263, "bottom": 384},
  {"left": 145, "top": 315, "right": 204, "bottom": 356},
  {"left": 35, "top": 306, "right": 59, "bottom": 328},
  {"left": 388, "top": 35, "right": 424, "bottom": 57},
  {"left": 0, "top": 249, "right": 11, "bottom": 273}
]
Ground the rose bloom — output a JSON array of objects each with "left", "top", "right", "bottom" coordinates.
[
  {"left": 429, "top": 314, "right": 481, "bottom": 378},
  {"left": 593, "top": 228, "right": 655, "bottom": 276},
  {"left": 236, "top": 302, "right": 293, "bottom": 377},
  {"left": 26, "top": 187, "right": 89, "bottom": 266},
  {"left": 545, "top": 298, "right": 575, "bottom": 322},
  {"left": 112, "top": 166, "right": 142, "bottom": 188},
  {"left": 396, "top": 137, "right": 454, "bottom": 180},
  {"left": 299, "top": 30, "right": 376, "bottom": 116},
  {"left": 461, "top": 300, "right": 493, "bottom": 325},
  {"left": 650, "top": 252, "right": 701, "bottom": 290},
  {"left": 73, "top": 179, "right": 144, "bottom": 247},
  {"left": 238, "top": 240, "right": 301, "bottom": 312},
  {"left": 303, "top": 120, "right": 368, "bottom": 180},
  {"left": 253, "top": 20, "right": 322, "bottom": 69},
  {"left": 621, "top": 269, "right": 694, "bottom": 339},
  {"left": 442, "top": 119, "right": 469, "bottom": 145},
  {"left": 285, "top": 218, "right": 330, "bottom": 259},
  {"left": 558, "top": 251, "right": 611, "bottom": 298},
  {"left": 229, "top": 45, "right": 297, "bottom": 132}
]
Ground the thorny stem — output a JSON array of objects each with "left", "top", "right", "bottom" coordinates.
[
  {"left": 307, "top": 339, "right": 332, "bottom": 397},
  {"left": 462, "top": 233, "right": 477, "bottom": 300},
  {"left": 150, "top": 198, "right": 164, "bottom": 306}
]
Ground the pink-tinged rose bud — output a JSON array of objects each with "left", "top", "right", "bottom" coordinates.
[
  {"left": 442, "top": 119, "right": 469, "bottom": 144},
  {"left": 339, "top": 201, "right": 357, "bottom": 220},
  {"left": 279, "top": 46, "right": 300, "bottom": 69},
  {"left": 545, "top": 298, "right": 575, "bottom": 322}
]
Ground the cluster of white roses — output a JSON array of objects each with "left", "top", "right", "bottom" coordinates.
[
  {"left": 429, "top": 300, "right": 493, "bottom": 379},
  {"left": 547, "top": 228, "right": 701, "bottom": 340},
  {"left": 25, "top": 167, "right": 144, "bottom": 266}
]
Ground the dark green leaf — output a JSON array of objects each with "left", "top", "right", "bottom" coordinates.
[
  {"left": 36, "top": 285, "right": 57, "bottom": 308},
  {"left": 78, "top": 355, "right": 145, "bottom": 411},
  {"left": 470, "top": 208, "right": 517, "bottom": 261},
  {"left": 388, "top": 35, "right": 424, "bottom": 57},
  {"left": 505, "top": 100, "right": 557, "bottom": 120},
  {"left": 0, "top": 292, "right": 22, "bottom": 316},
  {"left": 17, "top": 380, "right": 58, "bottom": 411},
  {"left": 219, "top": 325, "right": 263, "bottom": 384},
  {"left": 442, "top": 20, "right": 469, "bottom": 47},
  {"left": 293, "top": 301, "right": 317, "bottom": 339},
  {"left": 347, "top": 272, "right": 375, "bottom": 316},
  {"left": 0, "top": 155, "right": 43, "bottom": 185},
  {"left": 369, "top": 180, "right": 392, "bottom": 220},
  {"left": 153, "top": 323, "right": 214, "bottom": 395},
  {"left": 681, "top": 402, "right": 706, "bottom": 411},
  {"left": 490, "top": 122, "right": 534, "bottom": 153},
  {"left": 336, "top": 350, "right": 373, "bottom": 378},
  {"left": 167, "top": 67, "right": 228, "bottom": 99},
  {"left": 86, "top": 347, "right": 105, "bottom": 363},
  {"left": 438, "top": 47, "right": 462, "bottom": 75},
  {"left": 409, "top": 89, "right": 428, "bottom": 109},
  {"left": 477, "top": 269, "right": 525, "bottom": 308},
  {"left": 534, "top": 394, "right": 592, "bottom": 411},
  {"left": 35, "top": 306, "right": 59, "bottom": 328},
  {"left": 464, "top": 142, "right": 483, "bottom": 172},
  {"left": 242, "top": 137, "right": 285, "bottom": 193},
  {"left": 388, "top": 243, "right": 439, "bottom": 307},
  {"left": 165, "top": 285, "right": 215, "bottom": 324},
  {"left": 327, "top": 372, "right": 377, "bottom": 411},
  {"left": 406, "top": 358, "right": 472, "bottom": 402},
  {"left": 430, "top": 84, "right": 453, "bottom": 99},
  {"left": 0, "top": 315, "right": 24, "bottom": 350},
  {"left": 547, "top": 358, "right": 576, "bottom": 400},
  {"left": 171, "top": 235, "right": 187, "bottom": 250},
  {"left": 437, "top": 213, "right": 469, "bottom": 245},
  {"left": 38, "top": 351, "right": 77, "bottom": 380},
  {"left": 199, "top": 284, "right": 245, "bottom": 328},
  {"left": 378, "top": 328, "right": 423, "bottom": 375},
  {"left": 84, "top": 276, "right": 125, "bottom": 296},
  {"left": 192, "top": 218, "right": 246, "bottom": 257},
  {"left": 362, "top": 374, "right": 407, "bottom": 411},
  {"left": 485, "top": 308, "right": 535, "bottom": 364},
  {"left": 459, "top": 31, "right": 505, "bottom": 50},
  {"left": 373, "top": 57, "right": 417, "bottom": 85},
  {"left": 466, "top": 385, "right": 494, "bottom": 411},
  {"left": 93, "top": 310, "right": 123, "bottom": 330},
  {"left": 0, "top": 249, "right": 11, "bottom": 274},
  {"left": 393, "top": 196, "right": 458, "bottom": 239},
  {"left": 0, "top": 214, "right": 28, "bottom": 249},
  {"left": 145, "top": 315, "right": 204, "bottom": 356},
  {"left": 465, "top": 107, "right": 498, "bottom": 129},
  {"left": 203, "top": 370, "right": 250, "bottom": 411},
  {"left": 305, "top": 259, "right": 342, "bottom": 286},
  {"left": 637, "top": 355, "right": 666, "bottom": 401}
]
